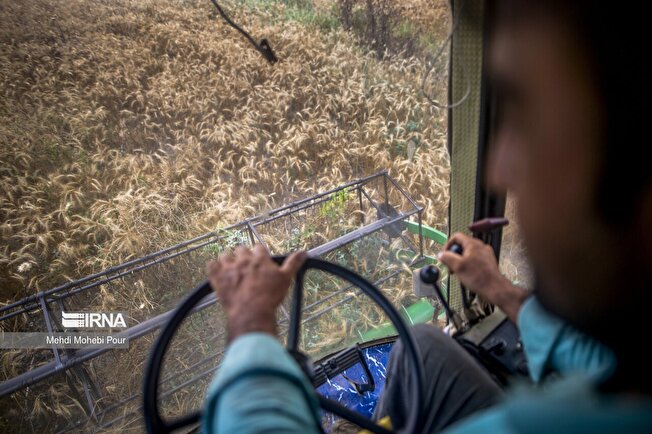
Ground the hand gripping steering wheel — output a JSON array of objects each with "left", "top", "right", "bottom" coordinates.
[{"left": 143, "top": 256, "right": 426, "bottom": 434}]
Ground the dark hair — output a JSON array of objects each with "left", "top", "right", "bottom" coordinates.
[{"left": 491, "top": 1, "right": 652, "bottom": 226}]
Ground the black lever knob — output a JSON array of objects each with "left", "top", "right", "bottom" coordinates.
[
  {"left": 419, "top": 265, "right": 440, "bottom": 285},
  {"left": 449, "top": 243, "right": 464, "bottom": 255},
  {"left": 419, "top": 265, "right": 463, "bottom": 332}
]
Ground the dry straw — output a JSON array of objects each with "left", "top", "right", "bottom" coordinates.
[{"left": 1, "top": 0, "right": 450, "bottom": 303}]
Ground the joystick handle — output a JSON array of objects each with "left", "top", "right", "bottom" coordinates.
[
  {"left": 419, "top": 265, "right": 440, "bottom": 285},
  {"left": 419, "top": 265, "right": 463, "bottom": 331},
  {"left": 449, "top": 243, "right": 464, "bottom": 256}
]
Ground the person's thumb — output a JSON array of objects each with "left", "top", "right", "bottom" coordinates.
[
  {"left": 437, "top": 251, "right": 463, "bottom": 273},
  {"left": 280, "top": 251, "right": 308, "bottom": 276}
]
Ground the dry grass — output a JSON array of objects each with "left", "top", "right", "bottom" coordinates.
[{"left": 0, "top": 0, "right": 450, "bottom": 305}]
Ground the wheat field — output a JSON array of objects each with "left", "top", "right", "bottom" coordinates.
[{"left": 0, "top": 0, "right": 450, "bottom": 303}]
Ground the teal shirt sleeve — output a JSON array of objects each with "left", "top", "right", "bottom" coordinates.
[
  {"left": 517, "top": 296, "right": 616, "bottom": 382},
  {"left": 202, "top": 333, "right": 322, "bottom": 434},
  {"left": 443, "top": 375, "right": 652, "bottom": 434}
]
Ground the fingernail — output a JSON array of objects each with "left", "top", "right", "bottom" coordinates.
[{"left": 437, "top": 252, "right": 443, "bottom": 260}]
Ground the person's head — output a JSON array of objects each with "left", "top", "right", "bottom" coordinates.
[{"left": 486, "top": 1, "right": 652, "bottom": 390}]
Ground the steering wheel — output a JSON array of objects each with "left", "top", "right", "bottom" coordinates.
[{"left": 143, "top": 256, "right": 426, "bottom": 434}]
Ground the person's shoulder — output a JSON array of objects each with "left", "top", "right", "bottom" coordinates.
[
  {"left": 443, "top": 375, "right": 652, "bottom": 434},
  {"left": 441, "top": 406, "right": 516, "bottom": 434}
]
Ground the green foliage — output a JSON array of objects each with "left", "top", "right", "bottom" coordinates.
[
  {"left": 391, "top": 16, "right": 442, "bottom": 54},
  {"left": 286, "top": 7, "right": 340, "bottom": 32},
  {"left": 203, "top": 229, "right": 250, "bottom": 256},
  {"left": 406, "top": 120, "right": 421, "bottom": 132},
  {"left": 283, "top": 223, "right": 317, "bottom": 252},
  {"left": 389, "top": 119, "right": 422, "bottom": 159},
  {"left": 236, "top": 0, "right": 340, "bottom": 31},
  {"left": 281, "top": 0, "right": 312, "bottom": 8},
  {"left": 394, "top": 20, "right": 416, "bottom": 40},
  {"left": 319, "top": 188, "right": 351, "bottom": 221}
]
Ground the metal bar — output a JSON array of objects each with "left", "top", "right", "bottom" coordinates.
[
  {"left": 279, "top": 303, "right": 291, "bottom": 321},
  {"left": 245, "top": 223, "right": 256, "bottom": 246},
  {"left": 251, "top": 192, "right": 343, "bottom": 227},
  {"left": 308, "top": 209, "right": 419, "bottom": 259},
  {"left": 357, "top": 186, "right": 364, "bottom": 224},
  {"left": 399, "top": 232, "right": 419, "bottom": 254},
  {"left": 359, "top": 186, "right": 380, "bottom": 213},
  {"left": 77, "top": 369, "right": 98, "bottom": 421},
  {"left": 300, "top": 257, "right": 428, "bottom": 324},
  {"left": 386, "top": 174, "right": 424, "bottom": 212},
  {"left": 93, "top": 411, "right": 141, "bottom": 433},
  {"left": 62, "top": 368, "right": 97, "bottom": 422},
  {"left": 93, "top": 343, "right": 225, "bottom": 422},
  {"left": 52, "top": 298, "right": 101, "bottom": 420},
  {"left": 39, "top": 294, "right": 62, "bottom": 368},
  {"left": 0, "top": 292, "right": 219, "bottom": 396},
  {"left": 418, "top": 211, "right": 424, "bottom": 257},
  {"left": 0, "top": 231, "right": 222, "bottom": 314},
  {"left": 247, "top": 221, "right": 269, "bottom": 252},
  {"left": 96, "top": 363, "right": 220, "bottom": 432},
  {"left": 309, "top": 216, "right": 378, "bottom": 258},
  {"left": 0, "top": 236, "right": 222, "bottom": 322},
  {"left": 383, "top": 173, "right": 389, "bottom": 209},
  {"left": 250, "top": 171, "right": 386, "bottom": 222}
]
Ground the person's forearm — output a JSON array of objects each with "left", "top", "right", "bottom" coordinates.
[
  {"left": 485, "top": 275, "right": 530, "bottom": 322},
  {"left": 203, "top": 333, "right": 322, "bottom": 434},
  {"left": 227, "top": 307, "right": 277, "bottom": 343},
  {"left": 437, "top": 233, "right": 529, "bottom": 322},
  {"left": 213, "top": 374, "right": 322, "bottom": 433}
]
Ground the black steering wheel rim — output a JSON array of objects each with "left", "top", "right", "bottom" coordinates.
[{"left": 143, "top": 256, "right": 426, "bottom": 434}]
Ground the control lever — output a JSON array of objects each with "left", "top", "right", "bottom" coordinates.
[
  {"left": 449, "top": 243, "right": 463, "bottom": 256},
  {"left": 419, "top": 266, "right": 463, "bottom": 332},
  {"left": 468, "top": 217, "right": 509, "bottom": 234},
  {"left": 446, "top": 242, "right": 477, "bottom": 324}
]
